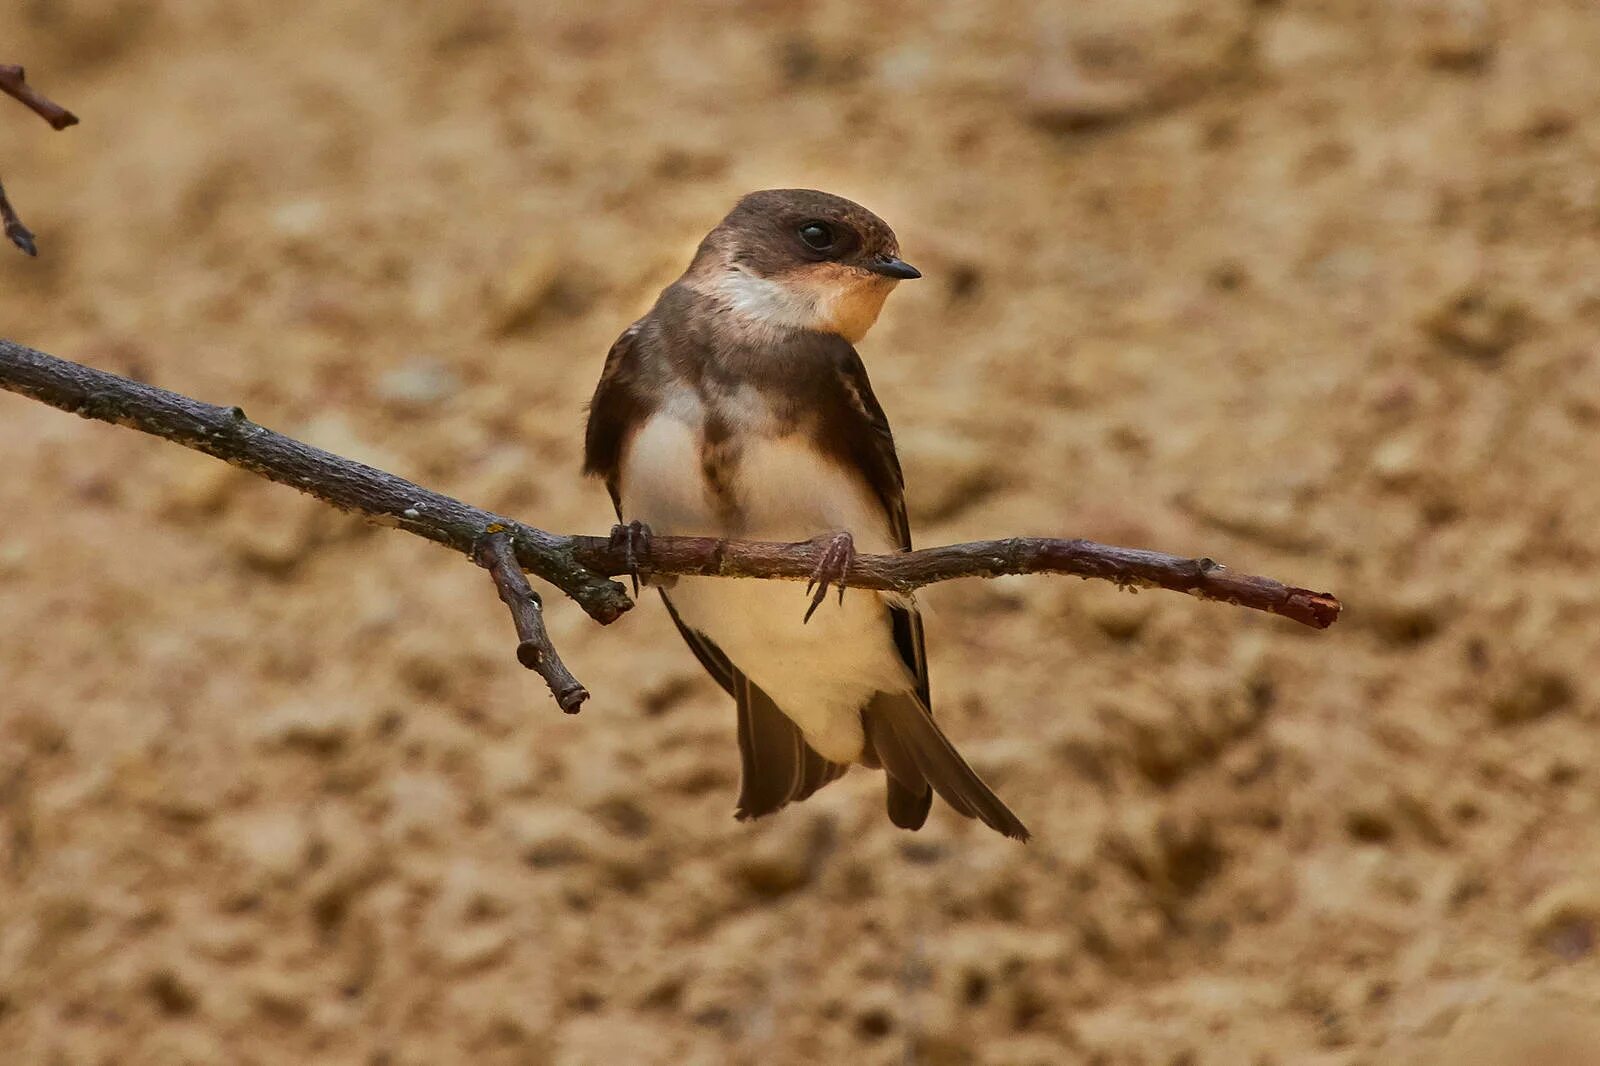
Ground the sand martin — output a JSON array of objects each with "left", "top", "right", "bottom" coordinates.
[{"left": 584, "top": 189, "right": 1028, "bottom": 840}]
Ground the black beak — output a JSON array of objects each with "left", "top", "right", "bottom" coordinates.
[{"left": 866, "top": 256, "right": 922, "bottom": 280}]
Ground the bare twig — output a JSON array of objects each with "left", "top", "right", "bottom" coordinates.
[
  {"left": 0, "top": 65, "right": 79, "bottom": 130},
  {"left": 1, "top": 63, "right": 78, "bottom": 255},
  {"left": 476, "top": 530, "right": 589, "bottom": 712},
  {"left": 0, "top": 338, "right": 1341, "bottom": 692}
]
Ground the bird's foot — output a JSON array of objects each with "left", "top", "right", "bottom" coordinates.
[
  {"left": 608, "top": 520, "right": 653, "bottom": 594},
  {"left": 804, "top": 531, "right": 855, "bottom": 624}
]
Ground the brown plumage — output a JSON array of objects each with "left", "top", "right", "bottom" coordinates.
[{"left": 584, "top": 189, "right": 1028, "bottom": 841}]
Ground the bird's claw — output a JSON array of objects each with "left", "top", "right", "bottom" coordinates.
[
  {"left": 803, "top": 531, "right": 855, "bottom": 624},
  {"left": 609, "top": 520, "right": 653, "bottom": 595}
]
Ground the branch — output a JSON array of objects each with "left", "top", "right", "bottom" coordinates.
[
  {"left": 475, "top": 531, "right": 589, "bottom": 713},
  {"left": 566, "top": 534, "right": 1342, "bottom": 630},
  {"left": 0, "top": 339, "right": 1340, "bottom": 698},
  {"left": 1, "top": 64, "right": 79, "bottom": 256}
]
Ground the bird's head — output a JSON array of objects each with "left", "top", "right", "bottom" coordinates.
[{"left": 694, "top": 188, "right": 920, "bottom": 343}]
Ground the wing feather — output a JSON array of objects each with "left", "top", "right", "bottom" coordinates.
[
  {"left": 582, "top": 319, "right": 648, "bottom": 520},
  {"left": 823, "top": 346, "right": 931, "bottom": 705}
]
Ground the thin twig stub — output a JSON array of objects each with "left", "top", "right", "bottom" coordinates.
[{"left": 476, "top": 530, "right": 590, "bottom": 713}]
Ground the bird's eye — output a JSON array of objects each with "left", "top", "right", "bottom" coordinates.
[{"left": 798, "top": 221, "right": 835, "bottom": 251}]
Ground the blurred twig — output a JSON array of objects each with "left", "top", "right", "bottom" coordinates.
[
  {"left": 0, "top": 178, "right": 37, "bottom": 256},
  {"left": 0, "top": 65, "right": 79, "bottom": 130},
  {"left": 0, "top": 64, "right": 79, "bottom": 256},
  {"left": 0, "top": 340, "right": 1342, "bottom": 703}
]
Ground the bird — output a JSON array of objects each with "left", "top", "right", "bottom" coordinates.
[{"left": 583, "top": 189, "right": 1028, "bottom": 841}]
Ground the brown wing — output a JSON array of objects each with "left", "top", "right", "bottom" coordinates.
[
  {"left": 820, "top": 344, "right": 931, "bottom": 708},
  {"left": 816, "top": 344, "right": 941, "bottom": 829},
  {"left": 583, "top": 319, "right": 649, "bottom": 521},
  {"left": 824, "top": 351, "right": 1027, "bottom": 839}
]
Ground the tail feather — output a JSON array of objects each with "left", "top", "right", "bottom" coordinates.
[
  {"left": 865, "top": 693, "right": 1030, "bottom": 842},
  {"left": 736, "top": 673, "right": 849, "bottom": 820},
  {"left": 796, "top": 741, "right": 849, "bottom": 802},
  {"left": 884, "top": 776, "right": 935, "bottom": 830},
  {"left": 864, "top": 707, "right": 935, "bottom": 830},
  {"left": 735, "top": 675, "right": 803, "bottom": 818}
]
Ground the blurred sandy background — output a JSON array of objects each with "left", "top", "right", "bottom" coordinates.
[{"left": 3, "top": 1, "right": 1600, "bottom": 1063}]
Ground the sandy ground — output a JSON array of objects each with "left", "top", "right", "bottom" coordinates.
[{"left": 3, "top": 1, "right": 1600, "bottom": 1063}]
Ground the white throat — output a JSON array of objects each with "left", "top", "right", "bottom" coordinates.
[
  {"left": 710, "top": 266, "right": 893, "bottom": 343},
  {"left": 715, "top": 267, "right": 824, "bottom": 329}
]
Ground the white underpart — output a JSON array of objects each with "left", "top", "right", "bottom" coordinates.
[{"left": 618, "top": 386, "right": 911, "bottom": 764}]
